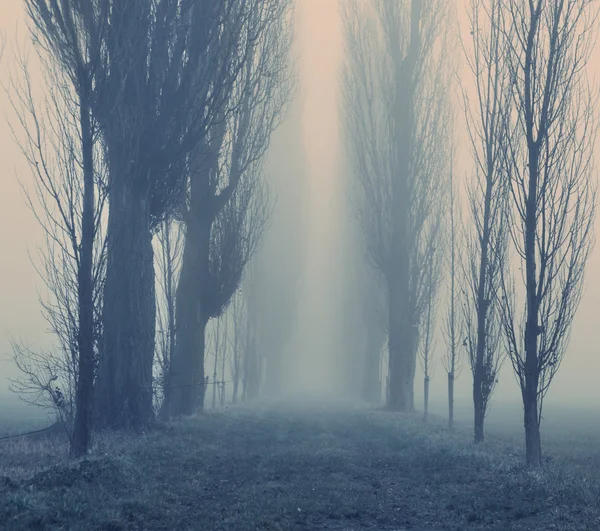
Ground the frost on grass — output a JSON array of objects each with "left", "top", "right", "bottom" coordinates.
[{"left": 0, "top": 404, "right": 599, "bottom": 530}]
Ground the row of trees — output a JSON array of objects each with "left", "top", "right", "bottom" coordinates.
[
  {"left": 8, "top": 0, "right": 294, "bottom": 457},
  {"left": 342, "top": 0, "right": 598, "bottom": 467}
]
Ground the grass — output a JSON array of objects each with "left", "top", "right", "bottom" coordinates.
[{"left": 0, "top": 401, "right": 599, "bottom": 530}]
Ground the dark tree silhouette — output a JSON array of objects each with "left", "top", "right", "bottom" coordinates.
[
  {"left": 11, "top": 1, "right": 106, "bottom": 456},
  {"left": 165, "top": 0, "right": 293, "bottom": 417},
  {"left": 442, "top": 159, "right": 463, "bottom": 431},
  {"left": 461, "top": 0, "right": 511, "bottom": 444},
  {"left": 341, "top": 0, "right": 452, "bottom": 411},
  {"left": 499, "top": 0, "right": 598, "bottom": 466}
]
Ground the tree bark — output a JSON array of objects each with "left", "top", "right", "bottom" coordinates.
[
  {"left": 524, "top": 147, "right": 541, "bottom": 466},
  {"left": 473, "top": 173, "right": 493, "bottom": 442},
  {"left": 524, "top": 389, "right": 542, "bottom": 466},
  {"left": 474, "top": 388, "right": 485, "bottom": 443},
  {"left": 386, "top": 0, "right": 421, "bottom": 413},
  {"left": 423, "top": 376, "right": 429, "bottom": 422},
  {"left": 212, "top": 345, "right": 218, "bottom": 409},
  {"left": 448, "top": 372, "right": 454, "bottom": 431},
  {"left": 71, "top": 90, "right": 95, "bottom": 456},
  {"left": 388, "top": 287, "right": 416, "bottom": 412},
  {"left": 166, "top": 216, "right": 211, "bottom": 416},
  {"left": 96, "top": 181, "right": 155, "bottom": 430},
  {"left": 232, "top": 379, "right": 239, "bottom": 405}
]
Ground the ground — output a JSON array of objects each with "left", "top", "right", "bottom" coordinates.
[{"left": 0, "top": 401, "right": 599, "bottom": 530}]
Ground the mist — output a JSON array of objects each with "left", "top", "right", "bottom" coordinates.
[
  {"left": 0, "top": 0, "right": 599, "bottom": 427},
  {"left": 1, "top": 0, "right": 600, "bottom": 528}
]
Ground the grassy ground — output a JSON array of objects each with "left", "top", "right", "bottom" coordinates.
[{"left": 0, "top": 401, "right": 599, "bottom": 530}]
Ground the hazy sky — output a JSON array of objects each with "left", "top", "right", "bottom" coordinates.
[{"left": 1, "top": 1, "right": 600, "bottom": 411}]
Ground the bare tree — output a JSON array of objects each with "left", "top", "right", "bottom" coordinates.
[
  {"left": 498, "top": 0, "right": 598, "bottom": 466},
  {"left": 462, "top": 0, "right": 513, "bottom": 444},
  {"left": 82, "top": 0, "right": 254, "bottom": 430},
  {"left": 442, "top": 160, "right": 463, "bottom": 431},
  {"left": 209, "top": 316, "right": 228, "bottom": 409},
  {"left": 359, "top": 269, "right": 386, "bottom": 404},
  {"left": 165, "top": 0, "right": 293, "bottom": 417},
  {"left": 229, "top": 291, "right": 246, "bottom": 404},
  {"left": 418, "top": 233, "right": 442, "bottom": 423},
  {"left": 8, "top": 2, "right": 106, "bottom": 456},
  {"left": 243, "top": 272, "right": 261, "bottom": 402},
  {"left": 341, "top": 0, "right": 452, "bottom": 411},
  {"left": 154, "top": 218, "right": 184, "bottom": 411}
]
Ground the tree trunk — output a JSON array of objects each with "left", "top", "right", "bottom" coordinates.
[
  {"left": 387, "top": 325, "right": 416, "bottom": 412},
  {"left": 447, "top": 372, "right": 454, "bottom": 431},
  {"left": 473, "top": 388, "right": 484, "bottom": 443},
  {"left": 232, "top": 379, "right": 239, "bottom": 405},
  {"left": 524, "top": 143, "right": 540, "bottom": 466},
  {"left": 362, "top": 329, "right": 383, "bottom": 404},
  {"left": 524, "top": 392, "right": 542, "bottom": 466},
  {"left": 388, "top": 279, "right": 416, "bottom": 412},
  {"left": 423, "top": 376, "right": 429, "bottom": 422},
  {"left": 473, "top": 236, "right": 490, "bottom": 443},
  {"left": 95, "top": 181, "right": 155, "bottom": 430},
  {"left": 242, "top": 351, "right": 249, "bottom": 402},
  {"left": 220, "top": 331, "right": 226, "bottom": 406},
  {"left": 71, "top": 95, "right": 95, "bottom": 456},
  {"left": 212, "top": 349, "right": 218, "bottom": 409},
  {"left": 385, "top": 0, "right": 421, "bottom": 414},
  {"left": 246, "top": 336, "right": 260, "bottom": 400},
  {"left": 518, "top": 2, "right": 543, "bottom": 460},
  {"left": 164, "top": 217, "right": 211, "bottom": 417}
]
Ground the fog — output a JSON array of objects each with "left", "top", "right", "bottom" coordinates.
[{"left": 1, "top": 0, "right": 600, "bottom": 423}]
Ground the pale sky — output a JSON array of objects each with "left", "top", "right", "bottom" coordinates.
[{"left": 1, "top": 1, "right": 600, "bottom": 411}]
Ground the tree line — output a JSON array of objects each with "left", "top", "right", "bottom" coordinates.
[
  {"left": 2, "top": 0, "right": 598, "bottom": 471},
  {"left": 341, "top": 0, "right": 598, "bottom": 467},
  {"left": 5, "top": 0, "right": 294, "bottom": 458}
]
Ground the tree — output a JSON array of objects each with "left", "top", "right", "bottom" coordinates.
[
  {"left": 358, "top": 268, "right": 386, "bottom": 404},
  {"left": 418, "top": 235, "right": 442, "bottom": 423},
  {"left": 462, "top": 0, "right": 512, "bottom": 444},
  {"left": 245, "top": 88, "right": 307, "bottom": 399},
  {"left": 229, "top": 291, "right": 246, "bottom": 404},
  {"left": 340, "top": 148, "right": 386, "bottom": 404},
  {"left": 442, "top": 160, "right": 463, "bottom": 431},
  {"left": 165, "top": 0, "right": 293, "bottom": 417},
  {"left": 242, "top": 265, "right": 262, "bottom": 401},
  {"left": 341, "top": 0, "right": 451, "bottom": 411},
  {"left": 208, "top": 315, "right": 228, "bottom": 409},
  {"left": 88, "top": 0, "right": 250, "bottom": 429},
  {"left": 11, "top": 1, "right": 106, "bottom": 456},
  {"left": 499, "top": 0, "right": 598, "bottom": 466},
  {"left": 154, "top": 218, "right": 184, "bottom": 411}
]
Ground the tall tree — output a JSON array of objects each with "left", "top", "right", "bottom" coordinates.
[
  {"left": 499, "top": 0, "right": 598, "bottom": 466},
  {"left": 165, "top": 0, "right": 293, "bottom": 417},
  {"left": 341, "top": 0, "right": 451, "bottom": 411},
  {"left": 442, "top": 160, "right": 462, "bottom": 431},
  {"left": 359, "top": 269, "right": 386, "bottom": 404},
  {"left": 229, "top": 290, "right": 246, "bottom": 404},
  {"left": 418, "top": 234, "right": 442, "bottom": 423},
  {"left": 462, "top": 0, "right": 511, "bottom": 444},
  {"left": 154, "top": 218, "right": 184, "bottom": 410},
  {"left": 90, "top": 0, "right": 247, "bottom": 429},
  {"left": 247, "top": 88, "right": 307, "bottom": 398},
  {"left": 14, "top": 0, "right": 106, "bottom": 456}
]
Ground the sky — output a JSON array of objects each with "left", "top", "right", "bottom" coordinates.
[{"left": 1, "top": 1, "right": 600, "bottom": 414}]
